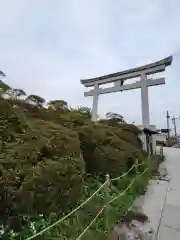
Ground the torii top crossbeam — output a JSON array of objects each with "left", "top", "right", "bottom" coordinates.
[{"left": 81, "top": 56, "right": 172, "bottom": 87}]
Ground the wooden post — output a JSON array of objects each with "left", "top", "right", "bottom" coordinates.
[
  {"left": 135, "top": 158, "right": 139, "bottom": 174},
  {"left": 105, "top": 174, "right": 110, "bottom": 233}
]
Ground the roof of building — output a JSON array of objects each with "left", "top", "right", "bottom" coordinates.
[
  {"left": 143, "top": 127, "right": 159, "bottom": 135},
  {"left": 81, "top": 56, "right": 173, "bottom": 85}
]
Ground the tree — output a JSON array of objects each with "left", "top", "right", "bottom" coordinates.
[
  {"left": 0, "top": 80, "right": 11, "bottom": 98},
  {"left": 6, "top": 88, "right": 26, "bottom": 100},
  {"left": 67, "top": 107, "right": 92, "bottom": 127},
  {"left": 77, "top": 107, "right": 91, "bottom": 118},
  {"left": 106, "top": 112, "right": 125, "bottom": 123},
  {"left": 71, "top": 107, "right": 92, "bottom": 119},
  {"left": 26, "top": 95, "right": 45, "bottom": 108},
  {"left": 48, "top": 100, "right": 68, "bottom": 110},
  {"left": 0, "top": 70, "right": 6, "bottom": 77}
]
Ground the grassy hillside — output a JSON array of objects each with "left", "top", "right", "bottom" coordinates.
[{"left": 0, "top": 83, "right": 147, "bottom": 239}]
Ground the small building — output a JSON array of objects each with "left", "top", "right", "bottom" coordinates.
[
  {"left": 156, "top": 134, "right": 167, "bottom": 146},
  {"left": 138, "top": 125, "right": 158, "bottom": 155}
]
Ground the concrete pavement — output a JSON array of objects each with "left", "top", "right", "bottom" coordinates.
[
  {"left": 157, "top": 147, "right": 180, "bottom": 239},
  {"left": 129, "top": 146, "right": 180, "bottom": 239},
  {"left": 109, "top": 147, "right": 180, "bottom": 239}
]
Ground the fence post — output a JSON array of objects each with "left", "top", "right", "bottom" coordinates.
[
  {"left": 105, "top": 174, "right": 110, "bottom": 234},
  {"left": 135, "top": 158, "right": 139, "bottom": 174}
]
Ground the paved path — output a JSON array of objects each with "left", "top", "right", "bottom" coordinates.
[
  {"left": 157, "top": 147, "right": 180, "bottom": 239},
  {"left": 109, "top": 147, "right": 180, "bottom": 239}
]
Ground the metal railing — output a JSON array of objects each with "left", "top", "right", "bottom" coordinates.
[{"left": 26, "top": 160, "right": 149, "bottom": 240}]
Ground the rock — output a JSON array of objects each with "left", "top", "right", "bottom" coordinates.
[
  {"left": 109, "top": 209, "right": 154, "bottom": 240},
  {"left": 158, "top": 163, "right": 168, "bottom": 177}
]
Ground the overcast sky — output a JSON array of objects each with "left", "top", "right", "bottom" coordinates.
[{"left": 0, "top": 0, "right": 180, "bottom": 132}]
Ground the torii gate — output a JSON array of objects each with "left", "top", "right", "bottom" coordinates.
[{"left": 80, "top": 56, "right": 173, "bottom": 126}]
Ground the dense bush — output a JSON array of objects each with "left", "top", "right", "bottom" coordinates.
[
  {"left": 118, "top": 123, "right": 141, "bottom": 135},
  {"left": 115, "top": 130, "right": 142, "bottom": 149},
  {"left": 78, "top": 124, "right": 144, "bottom": 177},
  {"left": 0, "top": 104, "right": 85, "bottom": 238},
  {"left": 0, "top": 82, "right": 145, "bottom": 238}
]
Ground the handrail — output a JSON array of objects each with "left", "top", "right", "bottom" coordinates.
[{"left": 26, "top": 161, "right": 148, "bottom": 240}]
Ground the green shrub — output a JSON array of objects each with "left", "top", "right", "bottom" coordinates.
[
  {"left": 78, "top": 124, "right": 144, "bottom": 178},
  {"left": 0, "top": 105, "right": 85, "bottom": 238}
]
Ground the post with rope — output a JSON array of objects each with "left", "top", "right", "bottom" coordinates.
[
  {"left": 105, "top": 174, "right": 110, "bottom": 234},
  {"left": 135, "top": 158, "right": 139, "bottom": 174}
]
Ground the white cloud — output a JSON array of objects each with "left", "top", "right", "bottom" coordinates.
[{"left": 0, "top": 0, "right": 180, "bottom": 131}]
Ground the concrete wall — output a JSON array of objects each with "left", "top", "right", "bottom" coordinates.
[
  {"left": 139, "top": 131, "right": 147, "bottom": 152},
  {"left": 138, "top": 124, "right": 157, "bottom": 155},
  {"left": 151, "top": 125, "right": 157, "bottom": 154}
]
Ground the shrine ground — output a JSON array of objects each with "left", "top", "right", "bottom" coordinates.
[{"left": 156, "top": 146, "right": 180, "bottom": 239}]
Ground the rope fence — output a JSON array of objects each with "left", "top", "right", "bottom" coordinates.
[
  {"left": 110, "top": 164, "right": 135, "bottom": 181},
  {"left": 109, "top": 167, "right": 148, "bottom": 204},
  {"left": 26, "top": 159, "right": 150, "bottom": 240},
  {"left": 26, "top": 181, "right": 108, "bottom": 240}
]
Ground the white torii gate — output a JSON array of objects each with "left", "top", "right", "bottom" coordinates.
[{"left": 80, "top": 56, "right": 173, "bottom": 126}]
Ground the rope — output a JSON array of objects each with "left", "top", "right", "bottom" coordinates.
[
  {"left": 25, "top": 181, "right": 108, "bottom": 240},
  {"left": 137, "top": 162, "right": 146, "bottom": 166},
  {"left": 109, "top": 168, "right": 148, "bottom": 204},
  {"left": 111, "top": 164, "right": 135, "bottom": 181},
  {"left": 111, "top": 161, "right": 146, "bottom": 182},
  {"left": 76, "top": 207, "right": 105, "bottom": 240}
]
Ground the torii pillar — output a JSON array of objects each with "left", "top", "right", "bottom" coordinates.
[
  {"left": 92, "top": 83, "right": 99, "bottom": 121},
  {"left": 140, "top": 74, "right": 150, "bottom": 125}
]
